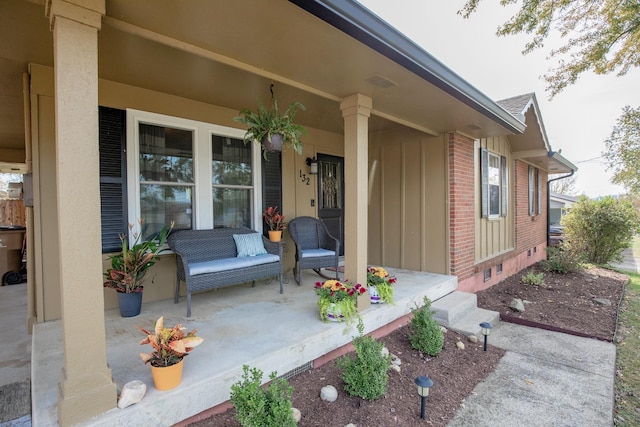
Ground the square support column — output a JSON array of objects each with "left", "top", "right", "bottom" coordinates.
[
  {"left": 47, "top": 1, "right": 117, "bottom": 425},
  {"left": 340, "top": 94, "right": 372, "bottom": 310}
]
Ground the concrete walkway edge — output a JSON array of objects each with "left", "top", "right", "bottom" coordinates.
[{"left": 448, "top": 322, "right": 615, "bottom": 427}]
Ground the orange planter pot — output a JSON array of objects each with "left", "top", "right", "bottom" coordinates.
[
  {"left": 268, "top": 230, "right": 282, "bottom": 242},
  {"left": 151, "top": 359, "right": 184, "bottom": 391}
]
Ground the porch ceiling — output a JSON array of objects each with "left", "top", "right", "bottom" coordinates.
[{"left": 1, "top": 0, "right": 522, "bottom": 158}]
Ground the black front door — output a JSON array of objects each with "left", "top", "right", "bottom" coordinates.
[{"left": 317, "top": 154, "right": 344, "bottom": 256}]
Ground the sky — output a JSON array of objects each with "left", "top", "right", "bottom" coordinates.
[{"left": 358, "top": 0, "right": 640, "bottom": 198}]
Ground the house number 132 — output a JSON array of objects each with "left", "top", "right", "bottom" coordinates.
[{"left": 299, "top": 170, "right": 310, "bottom": 185}]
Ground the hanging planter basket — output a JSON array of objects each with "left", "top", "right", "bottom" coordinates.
[{"left": 261, "top": 133, "right": 284, "bottom": 152}]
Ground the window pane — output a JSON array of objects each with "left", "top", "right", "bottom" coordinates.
[
  {"left": 212, "top": 135, "right": 252, "bottom": 185},
  {"left": 488, "top": 155, "right": 500, "bottom": 186},
  {"left": 140, "top": 184, "right": 192, "bottom": 238},
  {"left": 140, "top": 124, "right": 193, "bottom": 183},
  {"left": 213, "top": 188, "right": 251, "bottom": 228},
  {"left": 489, "top": 184, "right": 500, "bottom": 216}
]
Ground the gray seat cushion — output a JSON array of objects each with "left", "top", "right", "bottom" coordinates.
[
  {"left": 189, "top": 254, "right": 280, "bottom": 276},
  {"left": 300, "top": 248, "right": 336, "bottom": 258}
]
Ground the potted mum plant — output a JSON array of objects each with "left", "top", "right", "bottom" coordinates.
[
  {"left": 314, "top": 279, "right": 366, "bottom": 323},
  {"left": 263, "top": 206, "right": 286, "bottom": 242},
  {"left": 103, "top": 221, "right": 173, "bottom": 317},
  {"left": 366, "top": 266, "right": 396, "bottom": 304},
  {"left": 137, "top": 316, "right": 204, "bottom": 390},
  {"left": 233, "top": 97, "right": 305, "bottom": 158}
]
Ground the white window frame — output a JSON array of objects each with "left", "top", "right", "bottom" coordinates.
[{"left": 126, "top": 109, "right": 262, "bottom": 238}]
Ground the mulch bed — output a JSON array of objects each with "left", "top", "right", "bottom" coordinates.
[{"left": 185, "top": 263, "right": 627, "bottom": 427}]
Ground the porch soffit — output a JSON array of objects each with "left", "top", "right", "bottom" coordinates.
[{"left": 1, "top": 0, "right": 527, "bottom": 154}]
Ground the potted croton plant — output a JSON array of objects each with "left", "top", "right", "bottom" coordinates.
[
  {"left": 366, "top": 266, "right": 396, "bottom": 304},
  {"left": 314, "top": 279, "right": 366, "bottom": 324},
  {"left": 263, "top": 206, "right": 286, "bottom": 242},
  {"left": 233, "top": 97, "right": 305, "bottom": 158},
  {"left": 103, "top": 221, "right": 172, "bottom": 317},
  {"left": 137, "top": 316, "right": 203, "bottom": 391}
]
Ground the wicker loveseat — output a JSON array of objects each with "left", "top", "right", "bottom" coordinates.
[{"left": 168, "top": 227, "right": 283, "bottom": 317}]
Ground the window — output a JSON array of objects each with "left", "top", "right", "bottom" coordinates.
[
  {"left": 481, "top": 148, "right": 507, "bottom": 218},
  {"left": 126, "top": 109, "right": 262, "bottom": 240},
  {"left": 212, "top": 135, "right": 253, "bottom": 229},
  {"left": 528, "top": 166, "right": 542, "bottom": 216}
]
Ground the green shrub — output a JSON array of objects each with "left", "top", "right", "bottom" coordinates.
[
  {"left": 337, "top": 320, "right": 391, "bottom": 401},
  {"left": 408, "top": 297, "right": 444, "bottom": 356},
  {"left": 562, "top": 196, "right": 640, "bottom": 264},
  {"left": 230, "top": 365, "right": 296, "bottom": 427},
  {"left": 542, "top": 246, "right": 582, "bottom": 273},
  {"left": 521, "top": 271, "right": 545, "bottom": 285}
]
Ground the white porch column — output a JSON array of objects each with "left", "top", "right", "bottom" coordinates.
[
  {"left": 46, "top": 1, "right": 117, "bottom": 425},
  {"left": 340, "top": 94, "right": 372, "bottom": 296}
]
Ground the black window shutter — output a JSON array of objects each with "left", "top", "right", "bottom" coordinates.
[
  {"left": 500, "top": 155, "right": 507, "bottom": 217},
  {"left": 262, "top": 151, "right": 282, "bottom": 234},
  {"left": 99, "top": 107, "right": 127, "bottom": 253},
  {"left": 480, "top": 148, "right": 488, "bottom": 218}
]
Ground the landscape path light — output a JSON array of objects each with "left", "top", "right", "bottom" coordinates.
[
  {"left": 480, "top": 321, "right": 493, "bottom": 351},
  {"left": 414, "top": 375, "right": 433, "bottom": 420}
]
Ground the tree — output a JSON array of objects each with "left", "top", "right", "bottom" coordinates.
[
  {"left": 459, "top": 0, "right": 640, "bottom": 97},
  {"left": 561, "top": 196, "right": 640, "bottom": 264},
  {"left": 549, "top": 174, "right": 577, "bottom": 195},
  {"left": 603, "top": 106, "right": 640, "bottom": 194}
]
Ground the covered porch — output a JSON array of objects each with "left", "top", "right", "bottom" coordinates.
[{"left": 32, "top": 267, "right": 457, "bottom": 426}]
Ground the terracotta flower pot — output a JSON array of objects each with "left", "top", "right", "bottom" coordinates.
[
  {"left": 268, "top": 230, "right": 283, "bottom": 242},
  {"left": 151, "top": 359, "right": 184, "bottom": 391}
]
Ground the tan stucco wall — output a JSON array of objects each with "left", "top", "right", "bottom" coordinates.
[
  {"left": 29, "top": 64, "right": 345, "bottom": 317},
  {"left": 368, "top": 127, "right": 447, "bottom": 273}
]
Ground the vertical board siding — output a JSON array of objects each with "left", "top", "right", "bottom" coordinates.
[{"left": 474, "top": 136, "right": 514, "bottom": 264}]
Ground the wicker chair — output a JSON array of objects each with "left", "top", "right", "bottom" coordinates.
[{"left": 288, "top": 216, "right": 340, "bottom": 285}]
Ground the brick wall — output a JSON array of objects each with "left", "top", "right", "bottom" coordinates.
[
  {"left": 514, "top": 160, "right": 548, "bottom": 253},
  {"left": 448, "top": 133, "right": 475, "bottom": 280}
]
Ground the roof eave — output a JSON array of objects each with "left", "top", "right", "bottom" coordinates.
[{"left": 290, "top": 0, "right": 526, "bottom": 134}]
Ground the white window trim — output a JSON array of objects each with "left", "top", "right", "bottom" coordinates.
[{"left": 126, "top": 109, "right": 262, "bottom": 238}]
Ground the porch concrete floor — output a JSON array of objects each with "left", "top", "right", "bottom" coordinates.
[{"left": 32, "top": 268, "right": 457, "bottom": 427}]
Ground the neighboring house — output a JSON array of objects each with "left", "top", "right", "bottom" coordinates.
[
  {"left": 0, "top": 0, "right": 576, "bottom": 424},
  {"left": 550, "top": 192, "right": 579, "bottom": 225}
]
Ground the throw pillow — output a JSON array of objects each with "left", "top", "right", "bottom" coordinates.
[{"left": 233, "top": 233, "right": 268, "bottom": 257}]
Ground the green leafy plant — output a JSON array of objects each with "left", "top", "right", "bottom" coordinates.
[
  {"left": 337, "top": 320, "right": 391, "bottom": 401},
  {"left": 521, "top": 271, "right": 545, "bottom": 286},
  {"left": 136, "top": 316, "right": 203, "bottom": 367},
  {"left": 103, "top": 220, "right": 173, "bottom": 293},
  {"left": 233, "top": 97, "right": 305, "bottom": 158},
  {"left": 562, "top": 196, "right": 640, "bottom": 265},
  {"left": 542, "top": 246, "right": 582, "bottom": 273},
  {"left": 314, "top": 279, "right": 366, "bottom": 323},
  {"left": 366, "top": 266, "right": 396, "bottom": 304},
  {"left": 230, "top": 365, "right": 296, "bottom": 427},
  {"left": 408, "top": 297, "right": 444, "bottom": 357}
]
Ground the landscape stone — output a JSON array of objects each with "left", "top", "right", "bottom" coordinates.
[
  {"left": 291, "top": 407, "right": 301, "bottom": 423},
  {"left": 320, "top": 385, "right": 338, "bottom": 402},
  {"left": 467, "top": 335, "right": 478, "bottom": 343},
  {"left": 456, "top": 340, "right": 465, "bottom": 350},
  {"left": 510, "top": 298, "right": 526, "bottom": 312},
  {"left": 391, "top": 356, "right": 401, "bottom": 366},
  {"left": 117, "top": 380, "right": 146, "bottom": 409},
  {"left": 440, "top": 326, "right": 448, "bottom": 334},
  {"left": 594, "top": 298, "right": 612, "bottom": 306},
  {"left": 391, "top": 364, "right": 401, "bottom": 373},
  {"left": 381, "top": 346, "right": 389, "bottom": 358}
]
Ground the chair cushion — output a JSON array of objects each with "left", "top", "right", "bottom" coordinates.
[
  {"left": 233, "top": 233, "right": 267, "bottom": 257},
  {"left": 189, "top": 254, "right": 279, "bottom": 276},
  {"left": 300, "top": 248, "right": 336, "bottom": 258}
]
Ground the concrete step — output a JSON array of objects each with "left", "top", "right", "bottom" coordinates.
[
  {"left": 431, "top": 291, "right": 478, "bottom": 327},
  {"left": 448, "top": 307, "right": 500, "bottom": 339}
]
